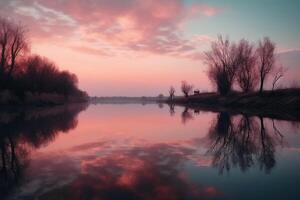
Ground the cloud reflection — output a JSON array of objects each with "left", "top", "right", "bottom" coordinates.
[{"left": 37, "top": 143, "right": 222, "bottom": 200}]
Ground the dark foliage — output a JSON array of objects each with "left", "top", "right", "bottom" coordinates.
[
  {"left": 236, "top": 39, "right": 259, "bottom": 92},
  {"left": 181, "top": 81, "right": 193, "bottom": 97},
  {"left": 257, "top": 37, "right": 276, "bottom": 93},
  {"left": 204, "top": 36, "right": 239, "bottom": 95},
  {"left": 169, "top": 86, "right": 175, "bottom": 100},
  {"left": 0, "top": 17, "right": 87, "bottom": 104},
  {"left": 204, "top": 36, "right": 279, "bottom": 95},
  {"left": 18, "top": 55, "right": 83, "bottom": 96}
]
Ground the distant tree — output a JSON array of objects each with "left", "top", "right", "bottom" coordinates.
[
  {"left": 204, "top": 36, "right": 239, "bottom": 95},
  {"left": 169, "top": 86, "right": 175, "bottom": 99},
  {"left": 272, "top": 66, "right": 286, "bottom": 91},
  {"left": 158, "top": 94, "right": 164, "bottom": 99},
  {"left": 181, "top": 81, "right": 193, "bottom": 97},
  {"left": 236, "top": 39, "right": 259, "bottom": 92},
  {"left": 0, "top": 17, "right": 29, "bottom": 80},
  {"left": 257, "top": 37, "right": 275, "bottom": 93}
]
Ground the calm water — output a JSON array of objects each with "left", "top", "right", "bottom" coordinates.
[{"left": 1, "top": 103, "right": 300, "bottom": 200}]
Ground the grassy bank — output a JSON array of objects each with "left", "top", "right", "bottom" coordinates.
[{"left": 165, "top": 88, "right": 300, "bottom": 121}]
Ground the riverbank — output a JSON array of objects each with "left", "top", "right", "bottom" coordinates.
[
  {"left": 0, "top": 90, "right": 88, "bottom": 106},
  {"left": 165, "top": 88, "right": 300, "bottom": 121}
]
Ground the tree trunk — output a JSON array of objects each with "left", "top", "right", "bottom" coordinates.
[{"left": 259, "top": 77, "right": 264, "bottom": 93}]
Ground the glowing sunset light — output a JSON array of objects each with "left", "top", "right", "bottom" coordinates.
[
  {"left": 1, "top": 0, "right": 299, "bottom": 96},
  {"left": 1, "top": 2, "right": 300, "bottom": 200}
]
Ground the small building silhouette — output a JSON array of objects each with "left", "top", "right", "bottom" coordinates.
[{"left": 194, "top": 90, "right": 200, "bottom": 95}]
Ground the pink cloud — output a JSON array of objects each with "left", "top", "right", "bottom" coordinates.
[
  {"left": 192, "top": 35, "right": 215, "bottom": 43},
  {"left": 190, "top": 4, "right": 223, "bottom": 17},
  {"left": 1, "top": 0, "right": 222, "bottom": 59},
  {"left": 70, "top": 46, "right": 112, "bottom": 57},
  {"left": 277, "top": 48, "right": 300, "bottom": 54}
]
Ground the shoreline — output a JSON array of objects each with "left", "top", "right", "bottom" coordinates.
[{"left": 165, "top": 88, "right": 300, "bottom": 121}]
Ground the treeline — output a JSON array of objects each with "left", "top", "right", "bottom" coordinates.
[
  {"left": 205, "top": 36, "right": 279, "bottom": 95},
  {"left": 168, "top": 36, "right": 287, "bottom": 98},
  {"left": 0, "top": 17, "right": 87, "bottom": 105}
]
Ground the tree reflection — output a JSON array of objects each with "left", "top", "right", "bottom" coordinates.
[
  {"left": 168, "top": 103, "right": 175, "bottom": 116},
  {"left": 181, "top": 107, "right": 194, "bottom": 124},
  {"left": 0, "top": 136, "right": 29, "bottom": 197},
  {"left": 0, "top": 104, "right": 87, "bottom": 197},
  {"left": 207, "top": 112, "right": 282, "bottom": 174},
  {"left": 258, "top": 116, "right": 275, "bottom": 173}
]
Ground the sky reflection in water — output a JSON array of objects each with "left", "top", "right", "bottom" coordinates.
[{"left": 1, "top": 104, "right": 300, "bottom": 200}]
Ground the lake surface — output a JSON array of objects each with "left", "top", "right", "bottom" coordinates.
[{"left": 1, "top": 103, "right": 300, "bottom": 200}]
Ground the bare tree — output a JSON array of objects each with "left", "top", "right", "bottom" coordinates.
[
  {"left": 8, "top": 23, "right": 28, "bottom": 75},
  {"left": 169, "top": 86, "right": 175, "bottom": 100},
  {"left": 0, "top": 17, "right": 29, "bottom": 79},
  {"left": 204, "top": 36, "right": 239, "bottom": 95},
  {"left": 257, "top": 37, "right": 275, "bottom": 93},
  {"left": 181, "top": 81, "right": 193, "bottom": 97},
  {"left": 236, "top": 39, "right": 259, "bottom": 92},
  {"left": 0, "top": 17, "right": 10, "bottom": 77},
  {"left": 272, "top": 66, "right": 286, "bottom": 91}
]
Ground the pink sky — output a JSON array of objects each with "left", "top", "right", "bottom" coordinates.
[{"left": 1, "top": 0, "right": 299, "bottom": 96}]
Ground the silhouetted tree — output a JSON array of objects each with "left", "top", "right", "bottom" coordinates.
[
  {"left": 58, "top": 71, "right": 79, "bottom": 97},
  {"left": 0, "top": 17, "right": 87, "bottom": 103},
  {"left": 257, "top": 37, "right": 275, "bottom": 93},
  {"left": 0, "top": 17, "right": 29, "bottom": 81},
  {"left": 272, "top": 66, "right": 285, "bottom": 91},
  {"left": 17, "top": 55, "right": 83, "bottom": 98},
  {"left": 204, "top": 36, "right": 239, "bottom": 95},
  {"left": 181, "top": 81, "right": 193, "bottom": 97},
  {"left": 169, "top": 86, "right": 175, "bottom": 100},
  {"left": 236, "top": 39, "right": 259, "bottom": 92}
]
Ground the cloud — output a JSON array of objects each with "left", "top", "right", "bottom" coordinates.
[
  {"left": 277, "top": 48, "right": 300, "bottom": 54},
  {"left": 70, "top": 46, "right": 113, "bottom": 57},
  {"left": 192, "top": 35, "right": 215, "bottom": 43},
  {"left": 0, "top": 0, "right": 222, "bottom": 59},
  {"left": 190, "top": 4, "right": 223, "bottom": 17}
]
